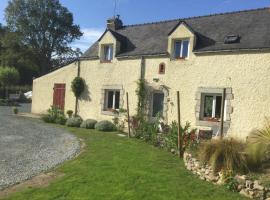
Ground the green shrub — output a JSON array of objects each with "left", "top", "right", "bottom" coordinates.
[
  {"left": 66, "top": 110, "right": 73, "bottom": 118},
  {"left": 95, "top": 120, "right": 116, "bottom": 132},
  {"left": 198, "top": 138, "right": 248, "bottom": 173},
  {"left": 66, "top": 117, "right": 82, "bottom": 127},
  {"left": 41, "top": 106, "right": 65, "bottom": 124},
  {"left": 41, "top": 114, "right": 55, "bottom": 123},
  {"left": 55, "top": 115, "right": 67, "bottom": 125},
  {"left": 80, "top": 119, "right": 97, "bottom": 129},
  {"left": 12, "top": 107, "right": 18, "bottom": 114}
]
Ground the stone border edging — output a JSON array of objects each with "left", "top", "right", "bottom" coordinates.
[{"left": 183, "top": 152, "right": 270, "bottom": 200}]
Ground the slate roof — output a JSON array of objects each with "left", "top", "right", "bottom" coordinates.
[{"left": 83, "top": 7, "right": 270, "bottom": 58}]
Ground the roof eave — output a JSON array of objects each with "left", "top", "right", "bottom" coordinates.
[{"left": 194, "top": 47, "right": 270, "bottom": 54}]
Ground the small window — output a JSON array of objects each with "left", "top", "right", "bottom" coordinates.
[
  {"left": 201, "top": 94, "right": 222, "bottom": 121},
  {"left": 103, "top": 45, "right": 113, "bottom": 61},
  {"left": 173, "top": 39, "right": 189, "bottom": 59},
  {"left": 158, "top": 63, "right": 165, "bottom": 74},
  {"left": 104, "top": 90, "right": 120, "bottom": 111}
]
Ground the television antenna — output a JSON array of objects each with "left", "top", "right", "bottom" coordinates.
[{"left": 113, "top": 0, "right": 118, "bottom": 18}]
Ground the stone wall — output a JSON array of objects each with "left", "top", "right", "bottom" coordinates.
[{"left": 183, "top": 152, "right": 270, "bottom": 200}]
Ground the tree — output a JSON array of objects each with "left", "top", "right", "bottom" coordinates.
[
  {"left": 5, "top": 0, "right": 82, "bottom": 75},
  {"left": 0, "top": 26, "right": 39, "bottom": 84},
  {"left": 0, "top": 67, "right": 20, "bottom": 98}
]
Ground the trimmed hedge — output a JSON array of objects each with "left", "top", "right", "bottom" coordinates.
[
  {"left": 66, "top": 117, "right": 83, "bottom": 127},
  {"left": 95, "top": 120, "right": 116, "bottom": 132},
  {"left": 80, "top": 119, "right": 97, "bottom": 129}
]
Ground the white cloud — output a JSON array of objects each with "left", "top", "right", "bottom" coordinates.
[{"left": 72, "top": 27, "right": 104, "bottom": 52}]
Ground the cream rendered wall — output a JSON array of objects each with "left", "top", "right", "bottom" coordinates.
[
  {"left": 31, "top": 62, "right": 77, "bottom": 114},
  {"left": 143, "top": 51, "right": 270, "bottom": 139},
  {"left": 77, "top": 59, "right": 141, "bottom": 121}
]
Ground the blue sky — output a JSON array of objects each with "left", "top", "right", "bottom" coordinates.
[{"left": 0, "top": 0, "right": 269, "bottom": 52}]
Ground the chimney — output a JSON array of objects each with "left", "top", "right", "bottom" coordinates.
[{"left": 107, "top": 15, "right": 123, "bottom": 30}]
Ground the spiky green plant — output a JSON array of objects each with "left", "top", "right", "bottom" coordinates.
[
  {"left": 248, "top": 119, "right": 270, "bottom": 145},
  {"left": 198, "top": 138, "right": 248, "bottom": 173},
  {"left": 246, "top": 119, "right": 270, "bottom": 168}
]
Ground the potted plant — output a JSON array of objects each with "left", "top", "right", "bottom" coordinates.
[
  {"left": 66, "top": 110, "right": 73, "bottom": 118},
  {"left": 13, "top": 107, "right": 18, "bottom": 114}
]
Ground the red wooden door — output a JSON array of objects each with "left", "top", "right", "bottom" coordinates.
[{"left": 53, "top": 83, "right": 66, "bottom": 110}]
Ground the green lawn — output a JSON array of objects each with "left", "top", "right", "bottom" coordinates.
[{"left": 3, "top": 127, "right": 247, "bottom": 200}]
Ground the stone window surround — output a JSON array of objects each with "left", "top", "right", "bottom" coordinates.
[
  {"left": 101, "top": 85, "right": 124, "bottom": 116},
  {"left": 195, "top": 87, "right": 233, "bottom": 129},
  {"left": 148, "top": 84, "right": 170, "bottom": 124}
]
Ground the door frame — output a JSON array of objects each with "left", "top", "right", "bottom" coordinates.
[{"left": 53, "top": 83, "right": 66, "bottom": 110}]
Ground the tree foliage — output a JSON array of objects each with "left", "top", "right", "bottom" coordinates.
[
  {"left": 5, "top": 0, "right": 82, "bottom": 74},
  {"left": 0, "top": 25, "right": 38, "bottom": 84},
  {"left": 0, "top": 67, "right": 20, "bottom": 86}
]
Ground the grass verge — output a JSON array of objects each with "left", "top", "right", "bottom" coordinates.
[{"left": 2, "top": 127, "right": 247, "bottom": 200}]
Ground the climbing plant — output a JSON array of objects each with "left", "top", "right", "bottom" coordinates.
[
  {"left": 135, "top": 79, "right": 147, "bottom": 120},
  {"left": 71, "top": 76, "right": 85, "bottom": 116},
  {"left": 131, "top": 79, "right": 149, "bottom": 137}
]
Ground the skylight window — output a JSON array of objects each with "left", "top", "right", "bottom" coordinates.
[{"left": 224, "top": 35, "right": 240, "bottom": 44}]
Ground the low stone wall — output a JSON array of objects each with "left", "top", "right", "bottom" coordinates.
[{"left": 183, "top": 152, "right": 270, "bottom": 200}]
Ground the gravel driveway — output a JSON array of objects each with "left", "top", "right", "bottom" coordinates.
[{"left": 0, "top": 104, "right": 80, "bottom": 190}]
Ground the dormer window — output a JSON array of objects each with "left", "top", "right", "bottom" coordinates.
[
  {"left": 173, "top": 39, "right": 189, "bottom": 59},
  {"left": 103, "top": 44, "right": 113, "bottom": 61}
]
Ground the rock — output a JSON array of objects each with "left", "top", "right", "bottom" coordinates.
[
  {"left": 240, "top": 189, "right": 252, "bottom": 198},
  {"left": 237, "top": 184, "right": 244, "bottom": 191},
  {"left": 246, "top": 180, "right": 254, "bottom": 189},
  {"left": 266, "top": 191, "right": 270, "bottom": 198},
  {"left": 200, "top": 168, "right": 206, "bottom": 173},
  {"left": 199, "top": 176, "right": 206, "bottom": 180},
  {"left": 248, "top": 190, "right": 254, "bottom": 197},
  {"left": 253, "top": 190, "right": 265, "bottom": 199},
  {"left": 235, "top": 175, "right": 247, "bottom": 185},
  {"left": 171, "top": 148, "right": 176, "bottom": 154},
  {"left": 216, "top": 179, "right": 224, "bottom": 185},
  {"left": 206, "top": 174, "right": 219, "bottom": 182},
  {"left": 205, "top": 169, "right": 210, "bottom": 175},
  {"left": 254, "top": 180, "right": 264, "bottom": 191}
]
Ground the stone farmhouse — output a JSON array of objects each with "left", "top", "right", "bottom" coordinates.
[{"left": 32, "top": 8, "right": 270, "bottom": 139}]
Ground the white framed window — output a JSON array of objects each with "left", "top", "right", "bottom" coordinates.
[
  {"left": 103, "top": 45, "right": 113, "bottom": 61},
  {"left": 104, "top": 90, "right": 120, "bottom": 110},
  {"left": 201, "top": 93, "right": 223, "bottom": 121},
  {"left": 173, "top": 39, "right": 189, "bottom": 59}
]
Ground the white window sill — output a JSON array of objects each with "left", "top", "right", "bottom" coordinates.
[
  {"left": 170, "top": 57, "right": 189, "bottom": 61},
  {"left": 101, "top": 110, "right": 118, "bottom": 116}
]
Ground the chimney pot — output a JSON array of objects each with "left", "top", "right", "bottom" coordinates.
[{"left": 107, "top": 15, "right": 123, "bottom": 30}]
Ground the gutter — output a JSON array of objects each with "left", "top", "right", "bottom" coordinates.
[{"left": 193, "top": 47, "right": 270, "bottom": 54}]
